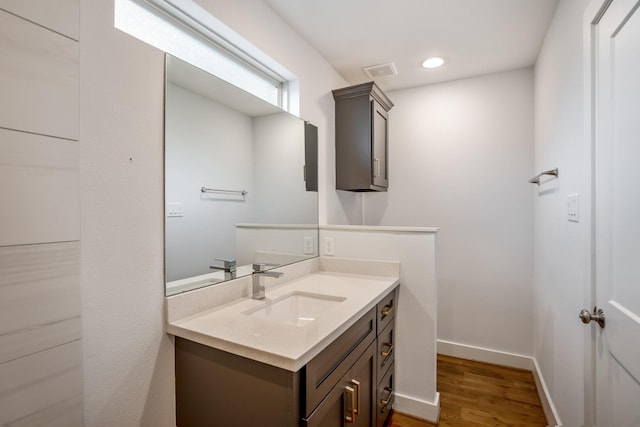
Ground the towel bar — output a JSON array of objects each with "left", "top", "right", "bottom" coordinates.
[{"left": 529, "top": 168, "right": 558, "bottom": 185}]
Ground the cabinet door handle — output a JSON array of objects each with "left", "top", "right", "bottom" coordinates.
[
  {"left": 351, "top": 379, "right": 361, "bottom": 415},
  {"left": 381, "top": 304, "right": 394, "bottom": 318},
  {"left": 380, "top": 386, "right": 393, "bottom": 412},
  {"left": 374, "top": 158, "right": 380, "bottom": 178},
  {"left": 344, "top": 385, "right": 356, "bottom": 423},
  {"left": 381, "top": 343, "right": 393, "bottom": 358}
]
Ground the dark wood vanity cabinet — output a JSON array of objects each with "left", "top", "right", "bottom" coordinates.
[
  {"left": 305, "top": 122, "right": 318, "bottom": 192},
  {"left": 332, "top": 82, "right": 394, "bottom": 192},
  {"left": 175, "top": 286, "right": 398, "bottom": 427}
]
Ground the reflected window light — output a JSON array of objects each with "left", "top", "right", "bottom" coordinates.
[{"left": 114, "top": 0, "right": 294, "bottom": 109}]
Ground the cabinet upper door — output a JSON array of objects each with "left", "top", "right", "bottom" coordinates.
[
  {"left": 333, "top": 81, "right": 393, "bottom": 192},
  {"left": 371, "top": 100, "right": 389, "bottom": 189}
]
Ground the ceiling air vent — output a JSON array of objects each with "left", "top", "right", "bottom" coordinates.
[{"left": 362, "top": 62, "right": 398, "bottom": 79}]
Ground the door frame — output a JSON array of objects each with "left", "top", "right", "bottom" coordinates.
[{"left": 582, "top": 1, "right": 617, "bottom": 425}]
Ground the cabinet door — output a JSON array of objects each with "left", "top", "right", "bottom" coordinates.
[
  {"left": 303, "top": 377, "right": 349, "bottom": 427},
  {"left": 304, "top": 122, "right": 318, "bottom": 192},
  {"left": 371, "top": 100, "right": 388, "bottom": 188},
  {"left": 304, "top": 343, "right": 375, "bottom": 427},
  {"left": 350, "top": 342, "right": 375, "bottom": 427}
]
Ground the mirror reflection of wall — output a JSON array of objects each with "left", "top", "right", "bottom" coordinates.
[{"left": 165, "top": 55, "right": 318, "bottom": 295}]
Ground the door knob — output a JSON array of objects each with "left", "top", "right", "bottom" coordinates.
[{"left": 579, "top": 306, "right": 605, "bottom": 329}]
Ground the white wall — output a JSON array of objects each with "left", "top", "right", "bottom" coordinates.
[
  {"left": 80, "top": 0, "right": 351, "bottom": 425},
  {"left": 165, "top": 83, "right": 255, "bottom": 281},
  {"left": 80, "top": 0, "right": 173, "bottom": 425},
  {"left": 192, "top": 0, "right": 359, "bottom": 225},
  {"left": 533, "top": 0, "right": 591, "bottom": 424},
  {"left": 364, "top": 69, "right": 535, "bottom": 357}
]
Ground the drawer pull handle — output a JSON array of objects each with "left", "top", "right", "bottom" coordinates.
[
  {"left": 381, "top": 304, "right": 394, "bottom": 318},
  {"left": 351, "top": 379, "right": 361, "bottom": 414},
  {"left": 380, "top": 386, "right": 393, "bottom": 412},
  {"left": 381, "top": 343, "right": 393, "bottom": 358},
  {"left": 345, "top": 385, "right": 356, "bottom": 423}
]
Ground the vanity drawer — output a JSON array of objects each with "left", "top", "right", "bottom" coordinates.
[
  {"left": 377, "top": 287, "right": 398, "bottom": 333},
  {"left": 304, "top": 307, "right": 376, "bottom": 417},
  {"left": 377, "top": 320, "right": 394, "bottom": 380},
  {"left": 376, "top": 362, "right": 394, "bottom": 427}
]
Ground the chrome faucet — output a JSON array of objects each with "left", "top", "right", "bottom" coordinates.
[
  {"left": 210, "top": 258, "right": 236, "bottom": 272},
  {"left": 252, "top": 263, "right": 283, "bottom": 300},
  {"left": 210, "top": 258, "right": 237, "bottom": 280}
]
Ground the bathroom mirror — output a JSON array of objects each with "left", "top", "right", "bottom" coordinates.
[{"left": 164, "top": 55, "right": 318, "bottom": 296}]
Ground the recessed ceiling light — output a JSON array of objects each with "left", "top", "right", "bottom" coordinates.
[{"left": 422, "top": 57, "right": 445, "bottom": 69}]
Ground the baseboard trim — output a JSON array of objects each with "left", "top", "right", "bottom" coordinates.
[
  {"left": 438, "top": 339, "right": 533, "bottom": 370},
  {"left": 437, "top": 339, "right": 562, "bottom": 426},
  {"left": 531, "top": 357, "right": 563, "bottom": 427},
  {"left": 393, "top": 391, "right": 440, "bottom": 424}
]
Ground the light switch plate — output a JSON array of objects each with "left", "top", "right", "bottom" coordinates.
[
  {"left": 167, "top": 202, "right": 183, "bottom": 217},
  {"left": 567, "top": 194, "right": 579, "bottom": 222}
]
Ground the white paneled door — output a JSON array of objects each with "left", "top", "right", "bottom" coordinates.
[{"left": 592, "top": 0, "right": 640, "bottom": 425}]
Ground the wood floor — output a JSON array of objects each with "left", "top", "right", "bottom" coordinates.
[{"left": 387, "top": 354, "right": 547, "bottom": 427}]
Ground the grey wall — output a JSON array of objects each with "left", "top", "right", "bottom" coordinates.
[
  {"left": 253, "top": 113, "right": 317, "bottom": 224},
  {"left": 165, "top": 83, "right": 255, "bottom": 281},
  {"left": 0, "top": 1, "right": 83, "bottom": 424}
]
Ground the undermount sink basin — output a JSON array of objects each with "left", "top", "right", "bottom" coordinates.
[{"left": 244, "top": 292, "right": 346, "bottom": 326}]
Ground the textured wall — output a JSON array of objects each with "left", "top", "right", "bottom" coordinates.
[
  {"left": 0, "top": 1, "right": 83, "bottom": 424},
  {"left": 80, "top": 0, "right": 173, "bottom": 425}
]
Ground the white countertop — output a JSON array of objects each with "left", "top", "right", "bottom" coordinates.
[{"left": 166, "top": 268, "right": 399, "bottom": 371}]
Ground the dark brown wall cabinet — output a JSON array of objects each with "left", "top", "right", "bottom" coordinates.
[
  {"left": 175, "top": 286, "right": 398, "bottom": 427},
  {"left": 304, "top": 122, "right": 318, "bottom": 192},
  {"left": 333, "top": 82, "right": 394, "bottom": 192}
]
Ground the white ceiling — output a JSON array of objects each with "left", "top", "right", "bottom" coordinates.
[{"left": 263, "top": 0, "right": 559, "bottom": 91}]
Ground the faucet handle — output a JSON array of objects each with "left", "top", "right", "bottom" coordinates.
[
  {"left": 252, "top": 262, "right": 280, "bottom": 272},
  {"left": 252, "top": 263, "right": 267, "bottom": 273},
  {"left": 215, "top": 258, "right": 236, "bottom": 268},
  {"left": 211, "top": 258, "right": 236, "bottom": 272}
]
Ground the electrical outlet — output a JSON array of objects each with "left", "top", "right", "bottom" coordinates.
[
  {"left": 324, "top": 237, "right": 335, "bottom": 256},
  {"left": 304, "top": 236, "right": 314, "bottom": 255}
]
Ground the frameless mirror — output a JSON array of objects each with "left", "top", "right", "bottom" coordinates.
[{"left": 164, "top": 55, "right": 319, "bottom": 296}]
